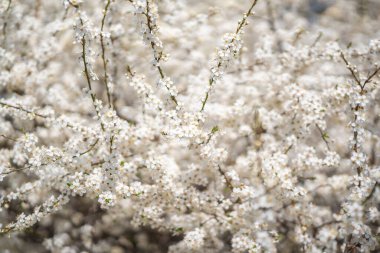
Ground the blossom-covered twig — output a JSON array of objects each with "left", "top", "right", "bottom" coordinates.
[
  {"left": 130, "top": 0, "right": 178, "bottom": 106},
  {"left": 200, "top": 0, "right": 259, "bottom": 112}
]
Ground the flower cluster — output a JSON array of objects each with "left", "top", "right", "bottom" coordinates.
[{"left": 0, "top": 0, "right": 380, "bottom": 252}]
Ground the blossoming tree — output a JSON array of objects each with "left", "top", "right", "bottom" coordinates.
[{"left": 0, "top": 0, "right": 379, "bottom": 252}]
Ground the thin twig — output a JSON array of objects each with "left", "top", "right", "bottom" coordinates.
[
  {"left": 362, "top": 65, "right": 380, "bottom": 88},
  {"left": 316, "top": 124, "right": 330, "bottom": 150},
  {"left": 0, "top": 134, "right": 17, "bottom": 142},
  {"left": 80, "top": 17, "right": 105, "bottom": 131},
  {"left": 362, "top": 182, "right": 378, "bottom": 204},
  {"left": 311, "top": 31, "right": 323, "bottom": 47},
  {"left": 0, "top": 101, "right": 48, "bottom": 118},
  {"left": 79, "top": 138, "right": 99, "bottom": 156},
  {"left": 142, "top": 0, "right": 178, "bottom": 106},
  {"left": 100, "top": 0, "right": 113, "bottom": 108},
  {"left": 340, "top": 52, "right": 361, "bottom": 87}
]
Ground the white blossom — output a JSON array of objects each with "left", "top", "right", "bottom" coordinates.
[{"left": 0, "top": 0, "right": 379, "bottom": 252}]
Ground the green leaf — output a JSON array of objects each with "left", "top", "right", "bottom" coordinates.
[
  {"left": 174, "top": 227, "right": 184, "bottom": 233},
  {"left": 211, "top": 126, "right": 219, "bottom": 134}
]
